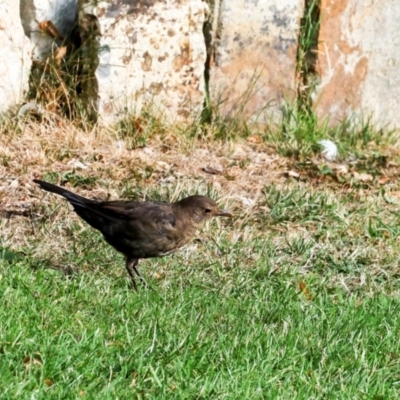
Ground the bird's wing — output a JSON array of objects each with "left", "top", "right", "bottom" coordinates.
[
  {"left": 96, "top": 200, "right": 173, "bottom": 221},
  {"left": 73, "top": 200, "right": 159, "bottom": 223},
  {"left": 97, "top": 202, "right": 184, "bottom": 258}
]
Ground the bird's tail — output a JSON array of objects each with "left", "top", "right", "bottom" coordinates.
[{"left": 33, "top": 179, "right": 90, "bottom": 208}]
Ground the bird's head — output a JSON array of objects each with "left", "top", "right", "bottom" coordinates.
[{"left": 176, "top": 195, "right": 233, "bottom": 224}]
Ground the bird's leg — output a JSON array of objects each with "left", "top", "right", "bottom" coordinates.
[
  {"left": 125, "top": 258, "right": 138, "bottom": 290},
  {"left": 125, "top": 257, "right": 147, "bottom": 290}
]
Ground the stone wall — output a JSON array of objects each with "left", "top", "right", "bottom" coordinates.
[
  {"left": 0, "top": 0, "right": 32, "bottom": 111},
  {"left": 79, "top": 0, "right": 209, "bottom": 122},
  {"left": 209, "top": 0, "right": 303, "bottom": 123},
  {"left": 21, "top": 0, "right": 77, "bottom": 60},
  {"left": 0, "top": 0, "right": 399, "bottom": 130},
  {"left": 313, "top": 0, "right": 400, "bottom": 130}
]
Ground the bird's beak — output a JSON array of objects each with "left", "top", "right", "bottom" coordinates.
[{"left": 216, "top": 209, "right": 233, "bottom": 218}]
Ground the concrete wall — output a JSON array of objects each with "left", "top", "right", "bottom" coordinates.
[
  {"left": 20, "top": 0, "right": 77, "bottom": 60},
  {"left": 0, "top": 0, "right": 32, "bottom": 111},
  {"left": 1, "top": 0, "right": 400, "bottom": 131},
  {"left": 79, "top": 0, "right": 209, "bottom": 122},
  {"left": 314, "top": 0, "right": 400, "bottom": 130},
  {"left": 209, "top": 0, "right": 303, "bottom": 123}
]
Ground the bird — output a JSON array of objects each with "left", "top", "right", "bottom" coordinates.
[{"left": 33, "top": 179, "right": 232, "bottom": 289}]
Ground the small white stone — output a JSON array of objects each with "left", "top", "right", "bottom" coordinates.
[
  {"left": 318, "top": 140, "right": 338, "bottom": 161},
  {"left": 67, "top": 159, "right": 89, "bottom": 170}
]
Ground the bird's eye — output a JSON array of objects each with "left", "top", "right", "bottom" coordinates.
[{"left": 205, "top": 208, "right": 212, "bottom": 213}]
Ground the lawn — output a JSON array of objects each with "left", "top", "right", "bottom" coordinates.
[{"left": 1, "top": 112, "right": 400, "bottom": 398}]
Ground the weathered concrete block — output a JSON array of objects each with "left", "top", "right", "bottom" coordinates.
[
  {"left": 20, "top": 0, "right": 78, "bottom": 60},
  {"left": 314, "top": 0, "right": 400, "bottom": 130},
  {"left": 0, "top": 0, "right": 32, "bottom": 111},
  {"left": 209, "top": 0, "right": 304, "bottom": 122},
  {"left": 79, "top": 0, "right": 209, "bottom": 123}
]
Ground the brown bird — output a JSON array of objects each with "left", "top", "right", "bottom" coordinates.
[{"left": 33, "top": 179, "right": 232, "bottom": 289}]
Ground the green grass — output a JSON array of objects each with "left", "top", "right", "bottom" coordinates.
[
  {"left": 2, "top": 181, "right": 400, "bottom": 398},
  {"left": 2, "top": 257, "right": 400, "bottom": 398},
  {"left": 1, "top": 83, "right": 400, "bottom": 396},
  {"left": 2, "top": 2, "right": 399, "bottom": 395}
]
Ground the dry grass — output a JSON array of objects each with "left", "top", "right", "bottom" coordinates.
[
  {"left": 0, "top": 115, "right": 286, "bottom": 245},
  {"left": 2, "top": 113, "right": 400, "bottom": 292}
]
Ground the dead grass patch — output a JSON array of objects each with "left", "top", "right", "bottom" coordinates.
[
  {"left": 0, "top": 116, "right": 287, "bottom": 252},
  {"left": 1, "top": 115, "right": 400, "bottom": 292}
]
